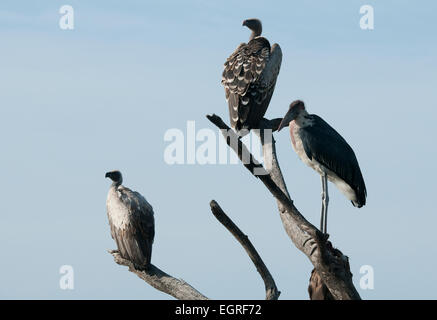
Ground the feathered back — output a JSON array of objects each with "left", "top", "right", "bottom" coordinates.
[
  {"left": 222, "top": 37, "right": 282, "bottom": 132},
  {"left": 300, "top": 115, "right": 367, "bottom": 207},
  {"left": 107, "top": 185, "right": 155, "bottom": 268}
]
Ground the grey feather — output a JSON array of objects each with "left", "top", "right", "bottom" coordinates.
[{"left": 106, "top": 184, "right": 155, "bottom": 268}]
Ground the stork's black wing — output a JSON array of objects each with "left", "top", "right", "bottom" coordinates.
[
  {"left": 299, "top": 115, "right": 366, "bottom": 206},
  {"left": 118, "top": 187, "right": 155, "bottom": 266},
  {"left": 222, "top": 38, "right": 282, "bottom": 132}
]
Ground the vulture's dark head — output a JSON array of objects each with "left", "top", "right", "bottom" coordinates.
[
  {"left": 278, "top": 100, "right": 306, "bottom": 131},
  {"left": 105, "top": 170, "right": 123, "bottom": 185},
  {"left": 242, "top": 18, "right": 262, "bottom": 38}
]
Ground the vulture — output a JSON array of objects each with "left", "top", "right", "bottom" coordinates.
[
  {"left": 222, "top": 18, "right": 282, "bottom": 135},
  {"left": 105, "top": 170, "right": 155, "bottom": 269}
]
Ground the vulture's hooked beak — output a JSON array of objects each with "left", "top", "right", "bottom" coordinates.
[
  {"left": 242, "top": 20, "right": 247, "bottom": 27},
  {"left": 105, "top": 172, "right": 110, "bottom": 178}
]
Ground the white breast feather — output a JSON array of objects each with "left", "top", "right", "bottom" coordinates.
[
  {"left": 290, "top": 122, "right": 320, "bottom": 173},
  {"left": 106, "top": 188, "right": 130, "bottom": 230}
]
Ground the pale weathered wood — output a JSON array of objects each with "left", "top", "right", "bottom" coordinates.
[{"left": 109, "top": 250, "right": 208, "bottom": 300}]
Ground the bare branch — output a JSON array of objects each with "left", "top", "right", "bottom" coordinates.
[
  {"left": 209, "top": 200, "right": 280, "bottom": 300},
  {"left": 206, "top": 114, "right": 361, "bottom": 300},
  {"left": 109, "top": 250, "right": 208, "bottom": 300}
]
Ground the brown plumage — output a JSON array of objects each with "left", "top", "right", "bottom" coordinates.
[{"left": 222, "top": 19, "right": 282, "bottom": 134}]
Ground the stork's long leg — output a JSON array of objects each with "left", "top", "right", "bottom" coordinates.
[
  {"left": 320, "top": 172, "right": 329, "bottom": 234},
  {"left": 320, "top": 174, "right": 326, "bottom": 233},
  {"left": 323, "top": 173, "right": 329, "bottom": 233}
]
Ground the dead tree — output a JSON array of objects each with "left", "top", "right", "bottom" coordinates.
[{"left": 109, "top": 114, "right": 361, "bottom": 300}]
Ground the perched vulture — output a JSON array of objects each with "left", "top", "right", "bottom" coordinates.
[
  {"left": 105, "top": 170, "right": 155, "bottom": 269},
  {"left": 222, "top": 18, "right": 282, "bottom": 135}
]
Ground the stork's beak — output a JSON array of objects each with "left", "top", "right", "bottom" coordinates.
[
  {"left": 277, "top": 108, "right": 299, "bottom": 132},
  {"left": 277, "top": 118, "right": 288, "bottom": 132}
]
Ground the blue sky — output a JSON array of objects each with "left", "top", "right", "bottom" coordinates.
[{"left": 0, "top": 0, "right": 436, "bottom": 299}]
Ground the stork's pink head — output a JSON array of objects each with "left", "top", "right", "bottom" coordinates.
[{"left": 277, "top": 100, "right": 306, "bottom": 131}]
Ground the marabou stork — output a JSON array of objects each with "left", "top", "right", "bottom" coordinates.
[
  {"left": 222, "top": 18, "right": 282, "bottom": 136},
  {"left": 278, "top": 101, "right": 366, "bottom": 234},
  {"left": 105, "top": 170, "right": 155, "bottom": 269}
]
